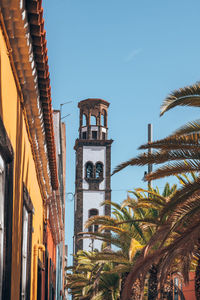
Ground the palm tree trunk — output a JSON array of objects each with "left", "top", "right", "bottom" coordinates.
[
  {"left": 120, "top": 273, "right": 141, "bottom": 300},
  {"left": 120, "top": 272, "right": 129, "bottom": 299},
  {"left": 148, "top": 264, "right": 158, "bottom": 300},
  {"left": 131, "top": 279, "right": 142, "bottom": 300},
  {"left": 195, "top": 256, "right": 200, "bottom": 299},
  {"left": 166, "top": 279, "right": 173, "bottom": 300},
  {"left": 161, "top": 279, "right": 173, "bottom": 300}
]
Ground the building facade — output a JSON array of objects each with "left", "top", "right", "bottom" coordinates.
[
  {"left": 74, "top": 98, "right": 113, "bottom": 253},
  {"left": 0, "top": 1, "right": 65, "bottom": 299},
  {"left": 182, "top": 272, "right": 195, "bottom": 300},
  {"left": 53, "top": 111, "right": 66, "bottom": 300}
]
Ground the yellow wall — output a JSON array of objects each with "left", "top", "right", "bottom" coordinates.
[{"left": 0, "top": 27, "right": 45, "bottom": 300}]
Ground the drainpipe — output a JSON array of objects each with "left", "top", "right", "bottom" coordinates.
[{"left": 33, "top": 244, "right": 45, "bottom": 300}]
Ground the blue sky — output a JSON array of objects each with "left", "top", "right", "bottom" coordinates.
[{"left": 43, "top": 0, "right": 200, "bottom": 266}]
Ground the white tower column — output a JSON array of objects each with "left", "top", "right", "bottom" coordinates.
[{"left": 74, "top": 98, "right": 113, "bottom": 253}]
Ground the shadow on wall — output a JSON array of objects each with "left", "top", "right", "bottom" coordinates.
[{"left": 12, "top": 97, "right": 30, "bottom": 296}]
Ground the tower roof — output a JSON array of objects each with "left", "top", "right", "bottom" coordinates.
[{"left": 78, "top": 98, "right": 110, "bottom": 108}]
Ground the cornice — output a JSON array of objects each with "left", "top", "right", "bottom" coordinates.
[{"left": 74, "top": 139, "right": 113, "bottom": 150}]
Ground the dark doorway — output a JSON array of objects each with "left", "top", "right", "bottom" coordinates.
[
  {"left": 45, "top": 253, "right": 48, "bottom": 300},
  {"left": 37, "top": 261, "right": 42, "bottom": 300}
]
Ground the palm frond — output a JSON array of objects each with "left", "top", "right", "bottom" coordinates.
[
  {"left": 146, "top": 160, "right": 200, "bottom": 181},
  {"left": 171, "top": 119, "right": 200, "bottom": 137},
  {"left": 84, "top": 215, "right": 117, "bottom": 229},
  {"left": 113, "top": 149, "right": 200, "bottom": 176},
  {"left": 160, "top": 82, "right": 200, "bottom": 116},
  {"left": 79, "top": 232, "right": 125, "bottom": 249},
  {"left": 159, "top": 179, "right": 200, "bottom": 220},
  {"left": 139, "top": 135, "right": 200, "bottom": 151},
  {"left": 115, "top": 218, "right": 159, "bottom": 226},
  {"left": 135, "top": 188, "right": 168, "bottom": 203}
]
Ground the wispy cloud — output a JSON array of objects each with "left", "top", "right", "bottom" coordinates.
[{"left": 124, "top": 48, "right": 142, "bottom": 62}]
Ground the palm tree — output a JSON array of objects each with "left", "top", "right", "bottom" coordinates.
[
  {"left": 66, "top": 251, "right": 97, "bottom": 299},
  {"left": 82, "top": 201, "right": 145, "bottom": 299},
  {"left": 110, "top": 82, "right": 200, "bottom": 299},
  {"left": 66, "top": 250, "right": 120, "bottom": 300},
  {"left": 122, "top": 183, "right": 177, "bottom": 300},
  {"left": 92, "top": 263, "right": 120, "bottom": 300},
  {"left": 82, "top": 183, "right": 178, "bottom": 299},
  {"left": 120, "top": 178, "right": 200, "bottom": 299},
  {"left": 69, "top": 183, "right": 186, "bottom": 299}
]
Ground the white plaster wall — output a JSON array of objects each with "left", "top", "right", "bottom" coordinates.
[
  {"left": 82, "top": 180, "right": 89, "bottom": 190},
  {"left": 91, "top": 126, "right": 98, "bottom": 131},
  {"left": 81, "top": 127, "right": 87, "bottom": 132},
  {"left": 82, "top": 191, "right": 105, "bottom": 250},
  {"left": 82, "top": 146, "right": 106, "bottom": 190}
]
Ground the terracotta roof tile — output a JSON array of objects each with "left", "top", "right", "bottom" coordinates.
[{"left": 27, "top": 0, "right": 58, "bottom": 190}]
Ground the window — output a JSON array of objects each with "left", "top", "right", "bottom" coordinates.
[
  {"left": 85, "top": 162, "right": 94, "bottom": 179},
  {"left": 21, "top": 184, "right": 33, "bottom": 300},
  {"left": 21, "top": 205, "right": 28, "bottom": 300},
  {"left": 102, "top": 109, "right": 107, "bottom": 127},
  {"left": 90, "top": 115, "right": 97, "bottom": 125},
  {"left": 0, "top": 155, "right": 5, "bottom": 300},
  {"left": 101, "top": 114, "right": 104, "bottom": 126},
  {"left": 102, "top": 132, "right": 106, "bottom": 140},
  {"left": 88, "top": 209, "right": 99, "bottom": 232},
  {"left": 82, "top": 114, "right": 87, "bottom": 126},
  {"left": 89, "top": 209, "right": 98, "bottom": 217},
  {"left": 0, "top": 116, "right": 14, "bottom": 300},
  {"left": 85, "top": 162, "right": 103, "bottom": 181},
  {"left": 94, "top": 225, "right": 98, "bottom": 232},
  {"left": 49, "top": 259, "right": 55, "bottom": 300},
  {"left": 174, "top": 278, "right": 179, "bottom": 300},
  {"left": 82, "top": 132, "right": 87, "bottom": 139},
  {"left": 95, "top": 162, "right": 103, "bottom": 179},
  {"left": 45, "top": 253, "right": 48, "bottom": 300},
  {"left": 92, "top": 131, "right": 97, "bottom": 140}
]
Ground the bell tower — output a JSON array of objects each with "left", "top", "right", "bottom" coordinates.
[{"left": 74, "top": 98, "right": 113, "bottom": 253}]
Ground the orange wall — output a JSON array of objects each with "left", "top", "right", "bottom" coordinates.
[
  {"left": 46, "top": 221, "right": 56, "bottom": 299},
  {"left": 182, "top": 272, "right": 195, "bottom": 300},
  {"left": 0, "top": 25, "right": 44, "bottom": 300},
  {"left": 47, "top": 221, "right": 56, "bottom": 266}
]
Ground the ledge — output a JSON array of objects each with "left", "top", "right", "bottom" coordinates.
[{"left": 74, "top": 139, "right": 113, "bottom": 150}]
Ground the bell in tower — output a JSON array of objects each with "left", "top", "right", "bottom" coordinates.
[{"left": 74, "top": 98, "right": 113, "bottom": 253}]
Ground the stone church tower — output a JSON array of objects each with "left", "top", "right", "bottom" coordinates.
[{"left": 74, "top": 98, "right": 113, "bottom": 253}]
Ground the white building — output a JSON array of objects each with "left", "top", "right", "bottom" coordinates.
[{"left": 74, "top": 98, "right": 113, "bottom": 252}]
